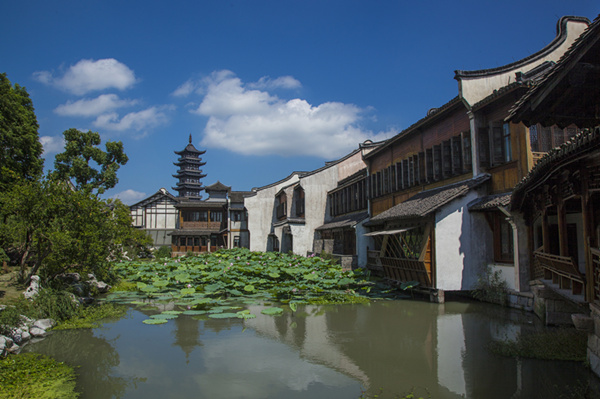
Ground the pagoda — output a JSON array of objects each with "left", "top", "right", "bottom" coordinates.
[{"left": 172, "top": 134, "right": 207, "bottom": 200}]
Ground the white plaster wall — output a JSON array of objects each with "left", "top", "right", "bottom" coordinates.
[
  {"left": 356, "top": 221, "right": 370, "bottom": 268},
  {"left": 434, "top": 190, "right": 482, "bottom": 291},
  {"left": 459, "top": 19, "right": 588, "bottom": 106},
  {"left": 490, "top": 264, "right": 516, "bottom": 291},
  {"left": 246, "top": 174, "right": 300, "bottom": 252}
]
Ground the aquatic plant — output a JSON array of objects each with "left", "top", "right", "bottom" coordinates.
[
  {"left": 0, "top": 353, "right": 78, "bottom": 399},
  {"left": 112, "top": 248, "right": 373, "bottom": 303},
  {"left": 489, "top": 328, "right": 587, "bottom": 361}
]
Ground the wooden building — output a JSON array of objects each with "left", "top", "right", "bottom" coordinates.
[
  {"left": 362, "top": 16, "right": 589, "bottom": 296},
  {"left": 506, "top": 13, "right": 600, "bottom": 374},
  {"left": 130, "top": 188, "right": 179, "bottom": 247}
]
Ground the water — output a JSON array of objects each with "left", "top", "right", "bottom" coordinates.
[{"left": 24, "top": 299, "right": 598, "bottom": 398}]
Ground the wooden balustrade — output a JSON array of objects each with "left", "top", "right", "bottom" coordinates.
[
  {"left": 534, "top": 250, "right": 585, "bottom": 296},
  {"left": 592, "top": 247, "right": 600, "bottom": 302}
]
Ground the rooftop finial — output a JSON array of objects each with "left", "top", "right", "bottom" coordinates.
[{"left": 189, "top": 134, "right": 192, "bottom": 144}]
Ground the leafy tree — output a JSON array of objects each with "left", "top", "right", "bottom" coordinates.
[
  {"left": 0, "top": 179, "right": 151, "bottom": 284},
  {"left": 0, "top": 73, "right": 44, "bottom": 191},
  {"left": 52, "top": 128, "right": 128, "bottom": 194}
]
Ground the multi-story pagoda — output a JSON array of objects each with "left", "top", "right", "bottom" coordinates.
[{"left": 172, "top": 134, "right": 206, "bottom": 200}]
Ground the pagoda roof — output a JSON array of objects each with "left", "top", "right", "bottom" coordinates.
[{"left": 174, "top": 134, "right": 206, "bottom": 155}]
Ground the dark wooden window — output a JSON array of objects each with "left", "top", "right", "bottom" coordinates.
[
  {"left": 442, "top": 140, "right": 452, "bottom": 178},
  {"left": 425, "top": 149, "right": 433, "bottom": 182},
  {"left": 418, "top": 152, "right": 425, "bottom": 185},
  {"left": 462, "top": 131, "right": 472, "bottom": 173},
  {"left": 494, "top": 213, "right": 514, "bottom": 263},
  {"left": 433, "top": 145, "right": 441, "bottom": 181},
  {"left": 210, "top": 211, "right": 222, "bottom": 222},
  {"left": 478, "top": 127, "right": 490, "bottom": 169},
  {"left": 451, "top": 136, "right": 462, "bottom": 175}
]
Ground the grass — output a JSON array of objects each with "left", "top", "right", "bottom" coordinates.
[
  {"left": 54, "top": 303, "right": 127, "bottom": 330},
  {"left": 489, "top": 328, "right": 588, "bottom": 361}
]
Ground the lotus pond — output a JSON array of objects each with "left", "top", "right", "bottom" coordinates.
[{"left": 22, "top": 250, "right": 600, "bottom": 398}]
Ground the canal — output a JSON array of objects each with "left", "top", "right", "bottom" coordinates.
[{"left": 24, "top": 299, "right": 598, "bottom": 398}]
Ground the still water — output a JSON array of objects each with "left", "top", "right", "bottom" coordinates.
[{"left": 25, "top": 299, "right": 597, "bottom": 398}]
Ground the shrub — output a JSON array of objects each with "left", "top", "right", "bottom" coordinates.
[{"left": 472, "top": 265, "right": 508, "bottom": 305}]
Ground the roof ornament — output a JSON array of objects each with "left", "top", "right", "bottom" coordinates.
[{"left": 189, "top": 134, "right": 192, "bottom": 144}]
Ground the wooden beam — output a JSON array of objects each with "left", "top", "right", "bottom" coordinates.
[{"left": 557, "top": 196, "right": 569, "bottom": 257}]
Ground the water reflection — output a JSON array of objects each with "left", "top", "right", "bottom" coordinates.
[{"left": 25, "top": 300, "right": 599, "bottom": 399}]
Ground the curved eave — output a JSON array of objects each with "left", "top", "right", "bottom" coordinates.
[{"left": 454, "top": 16, "right": 590, "bottom": 80}]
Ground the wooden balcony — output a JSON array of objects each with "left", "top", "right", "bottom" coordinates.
[
  {"left": 171, "top": 245, "right": 217, "bottom": 256},
  {"left": 367, "top": 250, "right": 432, "bottom": 288},
  {"left": 534, "top": 250, "right": 585, "bottom": 297}
]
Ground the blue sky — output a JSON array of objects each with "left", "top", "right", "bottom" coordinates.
[{"left": 2, "top": 1, "right": 597, "bottom": 204}]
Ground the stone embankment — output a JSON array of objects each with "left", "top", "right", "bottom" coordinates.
[{"left": 0, "top": 273, "right": 111, "bottom": 355}]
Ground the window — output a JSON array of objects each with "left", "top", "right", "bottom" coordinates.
[
  {"left": 494, "top": 213, "right": 514, "bottom": 263},
  {"left": 462, "top": 131, "right": 472, "bottom": 172},
  {"left": 234, "top": 236, "right": 240, "bottom": 247},
  {"left": 199, "top": 211, "right": 208, "bottom": 221},
  {"left": 210, "top": 211, "right": 222, "bottom": 222},
  {"left": 502, "top": 123, "right": 512, "bottom": 162},
  {"left": 529, "top": 124, "right": 581, "bottom": 152}
]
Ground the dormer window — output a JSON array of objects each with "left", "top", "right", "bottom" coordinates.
[{"left": 276, "top": 192, "right": 287, "bottom": 220}]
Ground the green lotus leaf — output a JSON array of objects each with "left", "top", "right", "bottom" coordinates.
[
  {"left": 244, "top": 284, "right": 255, "bottom": 292},
  {"left": 237, "top": 312, "right": 256, "bottom": 319},
  {"left": 204, "top": 283, "right": 222, "bottom": 293},
  {"left": 150, "top": 313, "right": 178, "bottom": 319},
  {"left": 208, "top": 312, "right": 240, "bottom": 319},
  {"left": 182, "top": 310, "right": 207, "bottom": 315},
  {"left": 143, "top": 318, "right": 168, "bottom": 325},
  {"left": 141, "top": 285, "right": 158, "bottom": 293},
  {"left": 180, "top": 288, "right": 195, "bottom": 296},
  {"left": 153, "top": 280, "right": 169, "bottom": 288},
  {"left": 136, "top": 282, "right": 147, "bottom": 290},
  {"left": 162, "top": 310, "right": 182, "bottom": 315},
  {"left": 261, "top": 307, "right": 284, "bottom": 316},
  {"left": 289, "top": 302, "right": 297, "bottom": 312}
]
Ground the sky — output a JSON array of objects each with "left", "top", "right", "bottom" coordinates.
[{"left": 1, "top": 1, "right": 598, "bottom": 204}]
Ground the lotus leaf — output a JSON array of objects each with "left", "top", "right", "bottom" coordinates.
[
  {"left": 136, "top": 282, "right": 147, "bottom": 290},
  {"left": 182, "top": 310, "right": 207, "bottom": 315},
  {"left": 162, "top": 311, "right": 182, "bottom": 315},
  {"left": 261, "top": 307, "right": 284, "bottom": 316},
  {"left": 244, "top": 285, "right": 255, "bottom": 292},
  {"left": 143, "top": 319, "right": 168, "bottom": 325},
  {"left": 208, "top": 313, "right": 240, "bottom": 319},
  {"left": 150, "top": 314, "right": 178, "bottom": 320},
  {"left": 153, "top": 280, "right": 169, "bottom": 288},
  {"left": 180, "top": 288, "right": 195, "bottom": 296}
]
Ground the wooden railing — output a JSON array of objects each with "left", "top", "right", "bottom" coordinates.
[
  {"left": 592, "top": 247, "right": 600, "bottom": 302},
  {"left": 367, "top": 250, "right": 383, "bottom": 270},
  {"left": 534, "top": 250, "right": 585, "bottom": 296},
  {"left": 171, "top": 245, "right": 216, "bottom": 255},
  {"left": 380, "top": 257, "right": 432, "bottom": 288}
]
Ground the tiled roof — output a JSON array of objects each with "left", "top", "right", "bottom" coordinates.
[
  {"left": 205, "top": 181, "right": 231, "bottom": 192},
  {"left": 130, "top": 188, "right": 178, "bottom": 208},
  {"left": 468, "top": 192, "right": 512, "bottom": 211},
  {"left": 507, "top": 14, "right": 600, "bottom": 125},
  {"left": 369, "top": 174, "right": 490, "bottom": 223},
  {"left": 316, "top": 211, "right": 369, "bottom": 231},
  {"left": 455, "top": 16, "right": 590, "bottom": 79},
  {"left": 511, "top": 127, "right": 600, "bottom": 210},
  {"left": 230, "top": 191, "right": 252, "bottom": 203}
]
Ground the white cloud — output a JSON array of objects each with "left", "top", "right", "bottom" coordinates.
[
  {"left": 40, "top": 135, "right": 65, "bottom": 155},
  {"left": 111, "top": 189, "right": 146, "bottom": 205},
  {"left": 54, "top": 94, "right": 137, "bottom": 117},
  {"left": 93, "top": 105, "right": 174, "bottom": 132},
  {"left": 171, "top": 79, "right": 197, "bottom": 97},
  {"left": 33, "top": 58, "right": 137, "bottom": 95},
  {"left": 248, "top": 75, "right": 301, "bottom": 90},
  {"left": 195, "top": 71, "right": 393, "bottom": 158}
]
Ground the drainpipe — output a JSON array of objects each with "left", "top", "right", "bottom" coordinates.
[{"left": 498, "top": 206, "right": 520, "bottom": 292}]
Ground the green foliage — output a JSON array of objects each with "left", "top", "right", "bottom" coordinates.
[
  {"left": 113, "top": 248, "right": 372, "bottom": 303},
  {"left": 54, "top": 303, "right": 127, "bottom": 330},
  {"left": 0, "top": 73, "right": 44, "bottom": 192},
  {"left": 0, "top": 306, "right": 23, "bottom": 336},
  {"left": 0, "top": 353, "right": 78, "bottom": 399},
  {"left": 154, "top": 246, "right": 172, "bottom": 259},
  {"left": 52, "top": 128, "right": 128, "bottom": 194},
  {"left": 0, "top": 179, "right": 151, "bottom": 284},
  {"left": 489, "top": 328, "right": 587, "bottom": 361},
  {"left": 28, "top": 289, "right": 80, "bottom": 322},
  {"left": 472, "top": 265, "right": 508, "bottom": 305}
]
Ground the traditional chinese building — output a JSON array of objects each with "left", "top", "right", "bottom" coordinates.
[{"left": 130, "top": 135, "right": 249, "bottom": 253}]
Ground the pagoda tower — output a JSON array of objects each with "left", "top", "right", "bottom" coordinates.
[{"left": 172, "top": 134, "right": 207, "bottom": 200}]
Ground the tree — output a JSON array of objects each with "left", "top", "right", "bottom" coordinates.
[
  {"left": 0, "top": 73, "right": 44, "bottom": 191},
  {"left": 0, "top": 179, "right": 152, "bottom": 284},
  {"left": 52, "top": 128, "right": 128, "bottom": 194}
]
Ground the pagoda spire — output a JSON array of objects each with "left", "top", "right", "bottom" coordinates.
[{"left": 172, "top": 135, "right": 207, "bottom": 200}]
